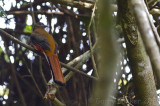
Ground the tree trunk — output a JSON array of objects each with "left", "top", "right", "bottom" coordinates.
[{"left": 118, "top": 0, "right": 158, "bottom": 105}]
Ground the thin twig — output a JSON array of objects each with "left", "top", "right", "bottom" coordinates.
[
  {"left": 124, "top": 96, "right": 134, "bottom": 106},
  {"left": 30, "top": 0, "right": 36, "bottom": 25},
  {"left": 39, "top": 56, "right": 48, "bottom": 86},
  {"left": 5, "top": 52, "right": 27, "bottom": 106},
  {"left": 49, "top": 43, "right": 97, "bottom": 84},
  {"left": 16, "top": 71, "right": 41, "bottom": 96},
  {"left": 57, "top": 5, "right": 79, "bottom": 19},
  {"left": 87, "top": 1, "right": 99, "bottom": 78},
  {"left": 64, "top": 59, "right": 91, "bottom": 82},
  {"left": 142, "top": 1, "right": 160, "bottom": 48},
  {"left": 53, "top": 98, "right": 66, "bottom": 106},
  {"left": 0, "top": 29, "right": 36, "bottom": 52},
  {"left": 1, "top": 28, "right": 31, "bottom": 36},
  {"left": 6, "top": 10, "right": 90, "bottom": 18},
  {"left": 23, "top": 58, "right": 44, "bottom": 98},
  {"left": 61, "top": 62, "right": 98, "bottom": 80},
  {"left": 10, "top": 64, "right": 27, "bottom": 106},
  {"left": 0, "top": 29, "right": 98, "bottom": 80}
]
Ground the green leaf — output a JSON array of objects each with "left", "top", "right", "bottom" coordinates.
[
  {"left": 0, "top": 6, "right": 6, "bottom": 17},
  {"left": 22, "top": 2, "right": 27, "bottom": 6},
  {"left": 118, "top": 79, "right": 122, "bottom": 86},
  {"left": 23, "top": 25, "right": 33, "bottom": 33},
  {"left": 4, "top": 54, "right": 9, "bottom": 62},
  {"left": 123, "top": 79, "right": 127, "bottom": 85},
  {"left": 0, "top": 48, "right": 3, "bottom": 54}
]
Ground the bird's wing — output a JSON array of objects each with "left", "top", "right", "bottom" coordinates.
[{"left": 30, "top": 32, "right": 51, "bottom": 50}]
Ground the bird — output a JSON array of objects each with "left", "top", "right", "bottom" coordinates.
[{"left": 30, "top": 22, "right": 65, "bottom": 86}]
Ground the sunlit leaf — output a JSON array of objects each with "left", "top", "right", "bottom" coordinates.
[
  {"left": 118, "top": 79, "right": 122, "bottom": 86},
  {"left": 123, "top": 79, "right": 127, "bottom": 85},
  {"left": 23, "top": 25, "right": 32, "bottom": 33},
  {"left": 0, "top": 89, "right": 4, "bottom": 95}
]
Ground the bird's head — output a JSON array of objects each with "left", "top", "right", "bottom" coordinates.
[{"left": 34, "top": 22, "right": 48, "bottom": 29}]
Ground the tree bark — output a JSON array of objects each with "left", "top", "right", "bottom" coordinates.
[
  {"left": 118, "top": 0, "right": 158, "bottom": 105},
  {"left": 90, "top": 0, "right": 120, "bottom": 105}
]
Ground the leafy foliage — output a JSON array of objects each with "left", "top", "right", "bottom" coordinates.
[{"left": 0, "top": 6, "right": 6, "bottom": 17}]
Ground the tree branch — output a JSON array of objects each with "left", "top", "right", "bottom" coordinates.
[
  {"left": 6, "top": 10, "right": 64, "bottom": 15},
  {"left": 10, "top": 0, "right": 93, "bottom": 12},
  {"left": 0, "top": 27, "right": 98, "bottom": 105},
  {"left": 130, "top": 0, "right": 160, "bottom": 85},
  {"left": 10, "top": 0, "right": 44, "bottom": 11},
  {"left": 6, "top": 10, "right": 90, "bottom": 18},
  {"left": 143, "top": 3, "right": 160, "bottom": 49},
  {"left": 118, "top": 0, "right": 159, "bottom": 105},
  {"left": 50, "top": 0, "right": 93, "bottom": 10},
  {"left": 0, "top": 29, "right": 36, "bottom": 52},
  {"left": 30, "top": 0, "right": 36, "bottom": 25},
  {"left": 0, "top": 28, "right": 97, "bottom": 80},
  {"left": 61, "top": 62, "right": 98, "bottom": 80}
]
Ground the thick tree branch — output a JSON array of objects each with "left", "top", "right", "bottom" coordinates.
[
  {"left": 90, "top": 0, "right": 120, "bottom": 105},
  {"left": 130, "top": 0, "right": 160, "bottom": 85}
]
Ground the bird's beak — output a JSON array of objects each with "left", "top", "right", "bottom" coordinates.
[
  {"left": 41, "top": 24, "right": 48, "bottom": 28},
  {"left": 34, "top": 23, "right": 48, "bottom": 28}
]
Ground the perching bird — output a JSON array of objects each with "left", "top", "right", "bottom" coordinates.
[{"left": 30, "top": 22, "right": 65, "bottom": 86}]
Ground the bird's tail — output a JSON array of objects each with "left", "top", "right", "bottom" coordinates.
[{"left": 47, "top": 54, "right": 65, "bottom": 86}]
